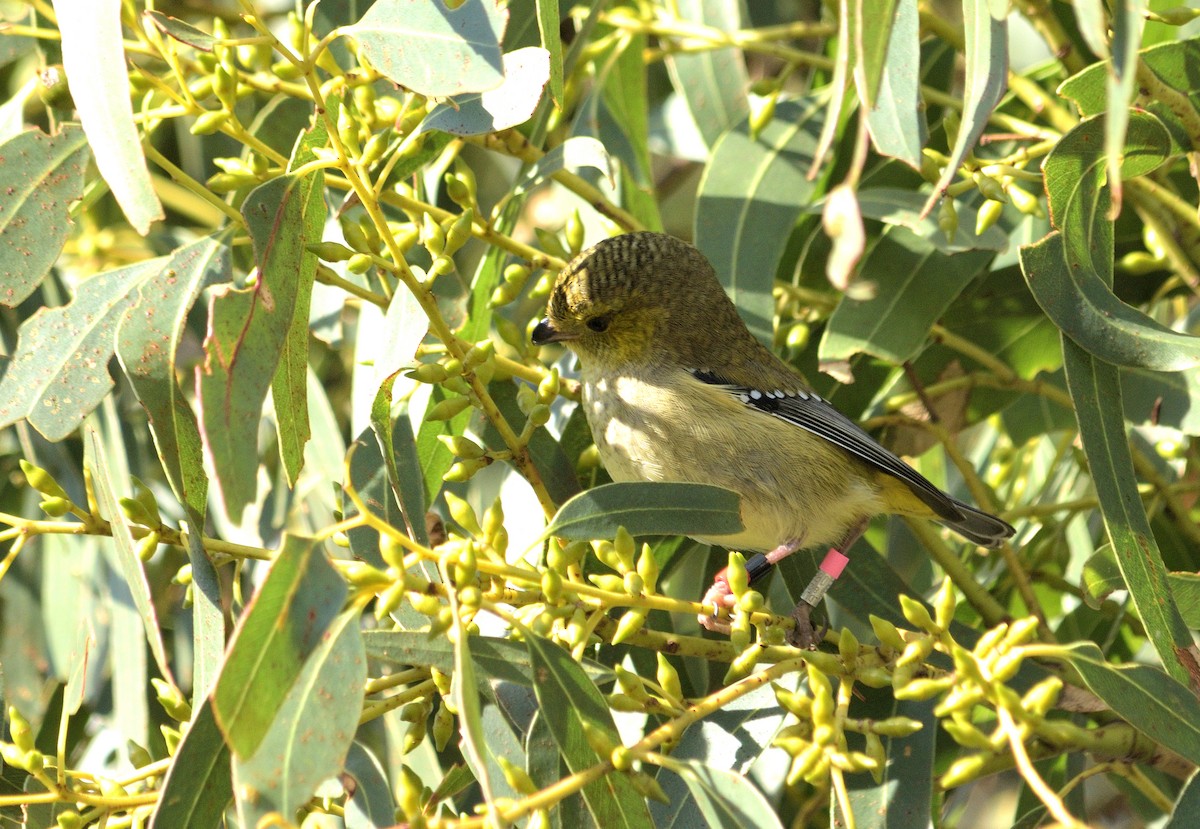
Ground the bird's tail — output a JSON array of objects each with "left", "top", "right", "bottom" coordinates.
[{"left": 939, "top": 498, "right": 1014, "bottom": 548}]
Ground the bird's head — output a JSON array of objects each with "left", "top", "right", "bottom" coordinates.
[{"left": 531, "top": 232, "right": 748, "bottom": 371}]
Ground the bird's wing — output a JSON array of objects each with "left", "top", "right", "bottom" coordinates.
[{"left": 690, "top": 369, "right": 964, "bottom": 522}]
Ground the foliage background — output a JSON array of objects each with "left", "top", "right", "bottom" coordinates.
[{"left": 2, "top": 0, "right": 1200, "bottom": 827}]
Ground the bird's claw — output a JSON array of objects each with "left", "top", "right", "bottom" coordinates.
[
  {"left": 698, "top": 573, "right": 736, "bottom": 635},
  {"left": 788, "top": 601, "right": 828, "bottom": 650}
]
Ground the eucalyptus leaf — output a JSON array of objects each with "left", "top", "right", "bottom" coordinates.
[{"left": 537, "top": 482, "right": 743, "bottom": 545}]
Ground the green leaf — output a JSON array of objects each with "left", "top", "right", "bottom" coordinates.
[
  {"left": 1048, "top": 642, "right": 1200, "bottom": 763},
  {"left": 1044, "top": 113, "right": 1169, "bottom": 285},
  {"left": 143, "top": 10, "right": 215, "bottom": 51},
  {"left": 1103, "top": 0, "right": 1145, "bottom": 213},
  {"left": 819, "top": 188, "right": 1007, "bottom": 253},
  {"left": 696, "top": 98, "right": 827, "bottom": 346},
  {"left": 864, "top": 0, "right": 926, "bottom": 167},
  {"left": 233, "top": 607, "right": 366, "bottom": 825},
  {"left": 1166, "top": 769, "right": 1200, "bottom": 829},
  {"left": 921, "top": 0, "right": 1007, "bottom": 216},
  {"left": 0, "top": 257, "right": 162, "bottom": 440},
  {"left": 526, "top": 634, "right": 653, "bottom": 826},
  {"left": 819, "top": 228, "right": 992, "bottom": 363},
  {"left": 344, "top": 0, "right": 506, "bottom": 97},
  {"left": 482, "top": 380, "right": 580, "bottom": 506},
  {"left": 85, "top": 427, "right": 177, "bottom": 695},
  {"left": 1121, "top": 366, "right": 1200, "bottom": 432},
  {"left": 0, "top": 126, "right": 88, "bottom": 306},
  {"left": 1061, "top": 335, "right": 1199, "bottom": 688},
  {"left": 536, "top": 0, "right": 563, "bottom": 105},
  {"left": 363, "top": 630, "right": 611, "bottom": 686},
  {"left": 512, "top": 135, "right": 614, "bottom": 196},
  {"left": 418, "top": 47, "right": 550, "bottom": 136},
  {"left": 343, "top": 742, "right": 395, "bottom": 829},
  {"left": 538, "top": 482, "right": 743, "bottom": 544},
  {"left": 56, "top": 0, "right": 162, "bottom": 234},
  {"left": 659, "top": 760, "right": 783, "bottom": 829},
  {"left": 843, "top": 691, "right": 936, "bottom": 828},
  {"left": 148, "top": 700, "right": 232, "bottom": 829},
  {"left": 652, "top": 673, "right": 793, "bottom": 824},
  {"left": 198, "top": 171, "right": 324, "bottom": 519},
  {"left": 664, "top": 0, "right": 749, "bottom": 148},
  {"left": 1021, "top": 232, "right": 1200, "bottom": 372},
  {"left": 369, "top": 379, "right": 429, "bottom": 547},
  {"left": 272, "top": 131, "right": 330, "bottom": 488},
  {"left": 1059, "top": 35, "right": 1198, "bottom": 154},
  {"left": 116, "top": 234, "right": 228, "bottom": 515},
  {"left": 452, "top": 618, "right": 499, "bottom": 810},
  {"left": 211, "top": 536, "right": 348, "bottom": 758}
]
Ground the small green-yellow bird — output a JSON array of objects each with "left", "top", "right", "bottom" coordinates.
[{"left": 531, "top": 231, "right": 1013, "bottom": 646}]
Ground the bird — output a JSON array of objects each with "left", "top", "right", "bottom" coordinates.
[{"left": 530, "top": 231, "right": 1014, "bottom": 647}]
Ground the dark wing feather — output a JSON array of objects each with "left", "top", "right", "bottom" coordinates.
[{"left": 691, "top": 370, "right": 965, "bottom": 522}]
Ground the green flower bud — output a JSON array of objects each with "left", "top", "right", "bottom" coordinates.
[
  {"left": 346, "top": 252, "right": 374, "bottom": 274},
  {"left": 20, "top": 460, "right": 68, "bottom": 499},
  {"left": 308, "top": 241, "right": 356, "bottom": 262},
  {"left": 190, "top": 109, "right": 230, "bottom": 135},
  {"left": 425, "top": 396, "right": 472, "bottom": 421},
  {"left": 443, "top": 491, "right": 482, "bottom": 536},
  {"left": 899, "top": 595, "right": 938, "bottom": 633},
  {"left": 611, "top": 609, "right": 646, "bottom": 644},
  {"left": 974, "top": 199, "right": 1004, "bottom": 236},
  {"left": 39, "top": 497, "right": 72, "bottom": 517},
  {"left": 136, "top": 530, "right": 161, "bottom": 562},
  {"left": 438, "top": 434, "right": 485, "bottom": 460},
  {"left": 972, "top": 171, "right": 1008, "bottom": 203}
]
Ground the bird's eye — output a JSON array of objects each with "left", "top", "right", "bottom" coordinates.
[{"left": 586, "top": 315, "right": 610, "bottom": 333}]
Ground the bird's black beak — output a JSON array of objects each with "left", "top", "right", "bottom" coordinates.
[{"left": 531, "top": 318, "right": 575, "bottom": 345}]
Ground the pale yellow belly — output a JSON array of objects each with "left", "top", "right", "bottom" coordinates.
[{"left": 582, "top": 369, "right": 885, "bottom": 552}]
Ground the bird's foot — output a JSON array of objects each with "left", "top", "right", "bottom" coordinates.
[
  {"left": 788, "top": 601, "right": 829, "bottom": 650},
  {"left": 697, "top": 570, "right": 737, "bottom": 634}
]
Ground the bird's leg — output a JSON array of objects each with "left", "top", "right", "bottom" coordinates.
[
  {"left": 788, "top": 521, "right": 866, "bottom": 649},
  {"left": 698, "top": 538, "right": 804, "bottom": 635}
]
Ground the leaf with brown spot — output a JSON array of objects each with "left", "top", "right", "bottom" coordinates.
[{"left": 0, "top": 125, "right": 89, "bottom": 307}]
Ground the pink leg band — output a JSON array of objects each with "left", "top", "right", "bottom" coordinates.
[{"left": 799, "top": 549, "right": 850, "bottom": 607}]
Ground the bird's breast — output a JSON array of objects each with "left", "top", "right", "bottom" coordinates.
[{"left": 579, "top": 367, "right": 885, "bottom": 551}]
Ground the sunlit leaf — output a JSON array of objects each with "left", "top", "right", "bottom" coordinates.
[{"left": 0, "top": 126, "right": 88, "bottom": 306}]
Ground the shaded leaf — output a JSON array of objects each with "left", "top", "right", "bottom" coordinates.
[
  {"left": 364, "top": 630, "right": 611, "bottom": 686},
  {"left": 664, "top": 0, "right": 749, "bottom": 148},
  {"left": 921, "top": 0, "right": 1007, "bottom": 215},
  {"left": 86, "top": 427, "right": 175, "bottom": 693},
  {"left": 0, "top": 126, "right": 88, "bottom": 306},
  {"left": 343, "top": 742, "right": 395, "bottom": 829},
  {"left": 149, "top": 700, "right": 231, "bottom": 829},
  {"left": 526, "top": 634, "right": 653, "bottom": 826},
  {"left": 144, "top": 10, "right": 215, "bottom": 51},
  {"left": 820, "top": 227, "right": 992, "bottom": 364},
  {"left": 696, "top": 98, "right": 827, "bottom": 346},
  {"left": 660, "top": 760, "right": 782, "bottom": 829},
  {"left": 1060, "top": 335, "right": 1198, "bottom": 688},
  {"left": 1049, "top": 641, "right": 1200, "bottom": 762}
]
